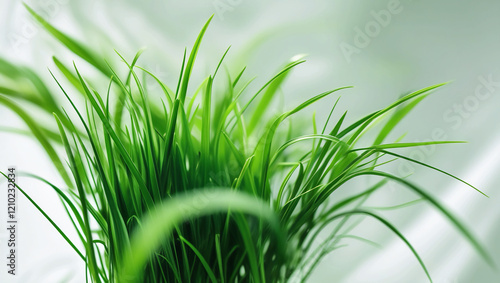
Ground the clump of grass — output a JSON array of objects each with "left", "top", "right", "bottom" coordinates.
[{"left": 0, "top": 5, "right": 492, "bottom": 283}]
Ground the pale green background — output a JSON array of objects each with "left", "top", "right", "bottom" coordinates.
[{"left": 1, "top": 0, "right": 499, "bottom": 282}]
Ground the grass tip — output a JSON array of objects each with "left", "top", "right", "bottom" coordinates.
[{"left": 290, "top": 54, "right": 308, "bottom": 62}]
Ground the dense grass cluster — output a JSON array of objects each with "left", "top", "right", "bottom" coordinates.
[{"left": 0, "top": 6, "right": 491, "bottom": 283}]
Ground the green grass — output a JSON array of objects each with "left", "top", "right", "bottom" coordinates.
[{"left": 0, "top": 6, "right": 492, "bottom": 283}]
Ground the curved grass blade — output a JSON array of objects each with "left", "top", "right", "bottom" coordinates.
[
  {"left": 54, "top": 114, "right": 101, "bottom": 283},
  {"left": 346, "top": 83, "right": 448, "bottom": 144},
  {"left": 0, "top": 95, "right": 72, "bottom": 186},
  {"left": 355, "top": 170, "right": 494, "bottom": 266},
  {"left": 380, "top": 150, "right": 488, "bottom": 197},
  {"left": 328, "top": 210, "right": 433, "bottom": 282},
  {"left": 178, "top": 15, "right": 214, "bottom": 103},
  {"left": 119, "top": 189, "right": 285, "bottom": 283},
  {"left": 0, "top": 172, "right": 85, "bottom": 261},
  {"left": 350, "top": 141, "right": 466, "bottom": 152},
  {"left": 24, "top": 4, "right": 110, "bottom": 76}
]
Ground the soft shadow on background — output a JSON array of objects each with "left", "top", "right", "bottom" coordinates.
[{"left": 1, "top": 0, "right": 499, "bottom": 282}]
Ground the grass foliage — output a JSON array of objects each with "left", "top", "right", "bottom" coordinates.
[{"left": 0, "top": 6, "right": 492, "bottom": 283}]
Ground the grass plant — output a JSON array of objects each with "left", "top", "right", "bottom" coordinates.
[{"left": 0, "top": 5, "right": 492, "bottom": 283}]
